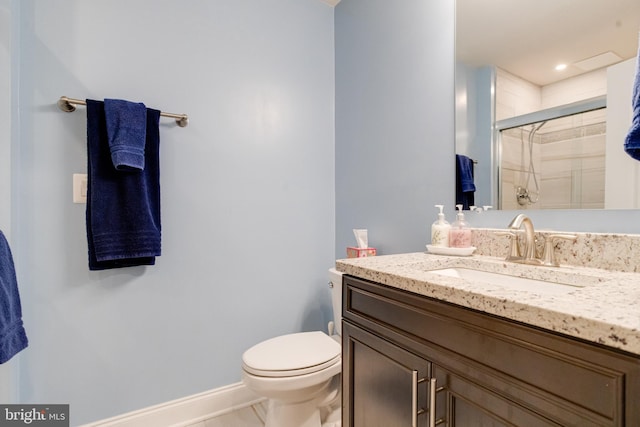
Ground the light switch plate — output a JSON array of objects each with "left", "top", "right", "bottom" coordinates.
[{"left": 73, "top": 173, "right": 88, "bottom": 204}]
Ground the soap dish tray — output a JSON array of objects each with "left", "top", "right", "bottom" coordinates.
[{"left": 426, "top": 245, "right": 476, "bottom": 257}]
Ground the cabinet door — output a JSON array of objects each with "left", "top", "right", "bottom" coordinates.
[
  {"left": 343, "top": 321, "right": 431, "bottom": 427},
  {"left": 433, "top": 365, "right": 561, "bottom": 427}
]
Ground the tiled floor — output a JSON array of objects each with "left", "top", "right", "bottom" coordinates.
[
  {"left": 186, "top": 400, "right": 341, "bottom": 427},
  {"left": 186, "top": 402, "right": 267, "bottom": 427}
]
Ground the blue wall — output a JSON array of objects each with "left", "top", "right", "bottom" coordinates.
[
  {"left": 0, "top": 0, "right": 10, "bottom": 232},
  {"left": 335, "top": 0, "right": 455, "bottom": 256},
  {"left": 8, "top": 0, "right": 335, "bottom": 424},
  {"left": 0, "top": 0, "right": 18, "bottom": 406}
]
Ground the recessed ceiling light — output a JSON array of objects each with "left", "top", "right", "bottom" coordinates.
[{"left": 555, "top": 64, "right": 567, "bottom": 71}]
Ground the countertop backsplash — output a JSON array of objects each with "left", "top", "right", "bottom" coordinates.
[{"left": 472, "top": 228, "right": 640, "bottom": 273}]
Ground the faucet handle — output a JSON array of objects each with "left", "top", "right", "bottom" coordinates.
[
  {"left": 542, "top": 234, "right": 577, "bottom": 267},
  {"left": 495, "top": 231, "right": 521, "bottom": 261}
]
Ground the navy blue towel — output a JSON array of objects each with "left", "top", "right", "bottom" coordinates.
[
  {"left": 0, "top": 230, "right": 28, "bottom": 364},
  {"left": 625, "top": 35, "right": 640, "bottom": 161},
  {"left": 455, "top": 154, "right": 476, "bottom": 210},
  {"left": 86, "top": 99, "right": 162, "bottom": 270},
  {"left": 104, "top": 98, "right": 148, "bottom": 171}
]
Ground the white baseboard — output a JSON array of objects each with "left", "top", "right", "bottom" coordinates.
[
  {"left": 318, "top": 0, "right": 341, "bottom": 6},
  {"left": 80, "top": 382, "right": 265, "bottom": 427}
]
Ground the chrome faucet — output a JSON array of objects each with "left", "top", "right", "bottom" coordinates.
[
  {"left": 507, "top": 214, "right": 542, "bottom": 265},
  {"left": 503, "top": 214, "right": 578, "bottom": 267}
]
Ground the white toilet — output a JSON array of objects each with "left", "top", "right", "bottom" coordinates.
[{"left": 241, "top": 268, "right": 344, "bottom": 427}]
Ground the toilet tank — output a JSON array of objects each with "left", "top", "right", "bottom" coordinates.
[{"left": 328, "top": 268, "right": 344, "bottom": 336}]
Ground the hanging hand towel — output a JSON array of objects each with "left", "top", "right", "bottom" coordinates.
[
  {"left": 86, "top": 99, "right": 162, "bottom": 270},
  {"left": 455, "top": 154, "right": 476, "bottom": 210},
  {"left": 624, "top": 33, "right": 640, "bottom": 161},
  {"left": 0, "top": 230, "right": 28, "bottom": 364},
  {"left": 104, "top": 98, "right": 148, "bottom": 171}
]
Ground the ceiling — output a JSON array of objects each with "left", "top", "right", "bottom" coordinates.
[{"left": 456, "top": 0, "right": 640, "bottom": 86}]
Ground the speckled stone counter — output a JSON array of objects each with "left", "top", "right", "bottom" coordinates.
[
  {"left": 473, "top": 228, "right": 640, "bottom": 272},
  {"left": 336, "top": 252, "right": 640, "bottom": 355}
]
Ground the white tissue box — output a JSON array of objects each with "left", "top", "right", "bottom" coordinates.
[{"left": 346, "top": 247, "right": 377, "bottom": 258}]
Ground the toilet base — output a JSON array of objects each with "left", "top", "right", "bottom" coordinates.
[
  {"left": 265, "top": 398, "right": 321, "bottom": 427},
  {"left": 264, "top": 397, "right": 341, "bottom": 427},
  {"left": 261, "top": 375, "right": 341, "bottom": 427}
]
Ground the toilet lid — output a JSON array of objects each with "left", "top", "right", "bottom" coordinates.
[{"left": 242, "top": 331, "right": 341, "bottom": 377}]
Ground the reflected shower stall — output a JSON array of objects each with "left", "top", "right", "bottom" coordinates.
[{"left": 498, "top": 108, "right": 606, "bottom": 210}]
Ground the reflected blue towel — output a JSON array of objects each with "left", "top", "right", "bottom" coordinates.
[
  {"left": 457, "top": 154, "right": 476, "bottom": 193},
  {"left": 625, "top": 34, "right": 640, "bottom": 161},
  {"left": 104, "top": 98, "right": 147, "bottom": 171},
  {"left": 86, "top": 99, "right": 162, "bottom": 270},
  {"left": 456, "top": 154, "right": 476, "bottom": 210},
  {"left": 0, "top": 230, "right": 28, "bottom": 364}
]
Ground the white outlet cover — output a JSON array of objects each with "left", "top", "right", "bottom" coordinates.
[{"left": 73, "top": 173, "right": 88, "bottom": 204}]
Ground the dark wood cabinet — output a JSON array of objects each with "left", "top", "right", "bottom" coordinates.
[
  {"left": 344, "top": 322, "right": 430, "bottom": 426},
  {"left": 342, "top": 275, "right": 640, "bottom": 427}
]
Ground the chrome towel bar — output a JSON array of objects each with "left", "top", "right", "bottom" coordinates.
[{"left": 57, "top": 96, "right": 189, "bottom": 127}]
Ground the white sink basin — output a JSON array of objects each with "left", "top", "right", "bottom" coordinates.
[{"left": 430, "top": 267, "right": 584, "bottom": 295}]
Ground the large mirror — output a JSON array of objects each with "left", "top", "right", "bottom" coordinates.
[{"left": 455, "top": 0, "right": 640, "bottom": 210}]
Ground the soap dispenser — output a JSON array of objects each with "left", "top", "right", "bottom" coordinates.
[
  {"left": 431, "top": 205, "right": 451, "bottom": 247},
  {"left": 450, "top": 204, "right": 472, "bottom": 248}
]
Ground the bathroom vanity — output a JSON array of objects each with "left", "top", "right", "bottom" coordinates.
[{"left": 336, "top": 251, "right": 640, "bottom": 427}]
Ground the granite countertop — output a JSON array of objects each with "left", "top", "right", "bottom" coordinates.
[{"left": 336, "top": 252, "right": 640, "bottom": 356}]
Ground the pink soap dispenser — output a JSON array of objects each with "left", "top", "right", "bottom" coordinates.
[{"left": 450, "top": 204, "right": 472, "bottom": 248}]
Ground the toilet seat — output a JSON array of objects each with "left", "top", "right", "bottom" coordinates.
[{"left": 242, "top": 331, "right": 341, "bottom": 378}]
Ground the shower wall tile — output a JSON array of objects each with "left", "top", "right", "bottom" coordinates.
[
  {"left": 496, "top": 68, "right": 606, "bottom": 122},
  {"left": 540, "top": 176, "right": 572, "bottom": 209},
  {"left": 580, "top": 169, "right": 605, "bottom": 206},
  {"left": 541, "top": 139, "right": 605, "bottom": 165},
  {"left": 496, "top": 68, "right": 541, "bottom": 120},
  {"left": 541, "top": 124, "right": 606, "bottom": 146},
  {"left": 541, "top": 68, "right": 607, "bottom": 108}
]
